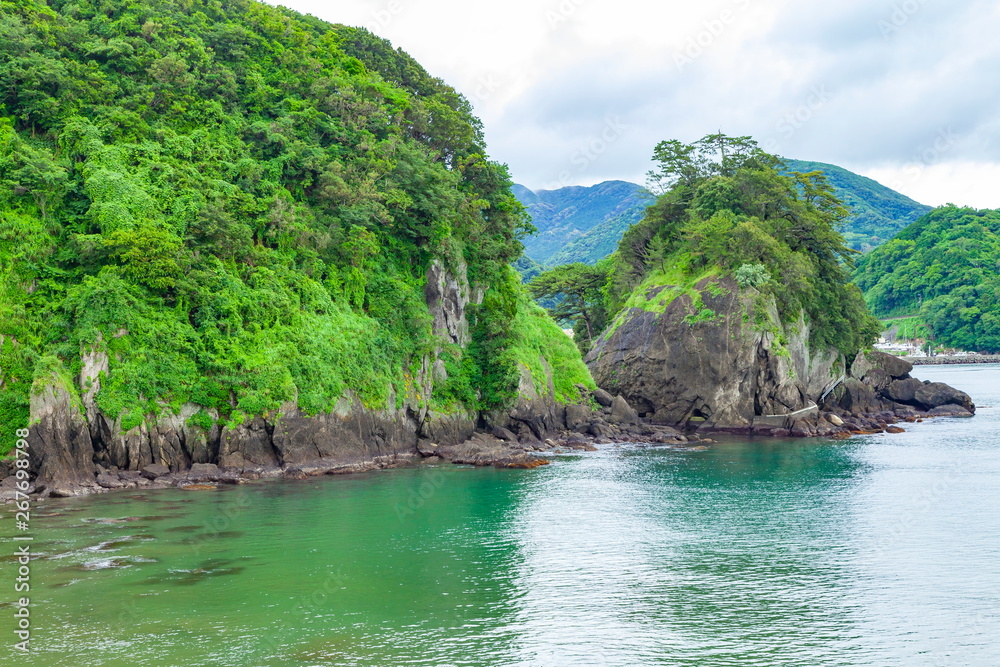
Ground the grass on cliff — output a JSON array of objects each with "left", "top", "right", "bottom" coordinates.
[{"left": 601, "top": 266, "right": 720, "bottom": 339}]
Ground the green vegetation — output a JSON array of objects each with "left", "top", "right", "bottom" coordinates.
[
  {"left": 854, "top": 206, "right": 1000, "bottom": 353},
  {"left": 782, "top": 159, "right": 931, "bottom": 252},
  {"left": 514, "top": 181, "right": 652, "bottom": 267},
  {"left": 535, "top": 135, "right": 880, "bottom": 358},
  {"left": 0, "top": 0, "right": 588, "bottom": 451},
  {"left": 527, "top": 261, "right": 610, "bottom": 353},
  {"left": 881, "top": 316, "right": 931, "bottom": 343}
]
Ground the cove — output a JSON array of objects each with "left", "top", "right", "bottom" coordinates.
[{"left": 3, "top": 365, "right": 998, "bottom": 666}]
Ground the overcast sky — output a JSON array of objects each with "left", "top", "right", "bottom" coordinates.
[{"left": 272, "top": 0, "right": 1000, "bottom": 208}]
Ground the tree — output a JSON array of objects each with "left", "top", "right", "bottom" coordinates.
[
  {"left": 608, "top": 133, "right": 881, "bottom": 357},
  {"left": 528, "top": 262, "right": 609, "bottom": 351}
]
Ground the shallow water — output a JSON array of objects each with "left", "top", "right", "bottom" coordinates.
[{"left": 2, "top": 365, "right": 998, "bottom": 666}]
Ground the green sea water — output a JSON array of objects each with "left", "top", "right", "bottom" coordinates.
[{"left": 2, "top": 365, "right": 999, "bottom": 666}]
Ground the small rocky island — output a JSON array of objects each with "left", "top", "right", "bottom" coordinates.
[{"left": 586, "top": 273, "right": 974, "bottom": 439}]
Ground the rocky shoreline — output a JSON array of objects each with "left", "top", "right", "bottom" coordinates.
[{"left": 2, "top": 356, "right": 975, "bottom": 502}]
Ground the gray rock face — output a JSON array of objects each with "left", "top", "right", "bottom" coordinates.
[
  {"left": 425, "top": 260, "right": 472, "bottom": 346},
  {"left": 831, "top": 354, "right": 975, "bottom": 418},
  {"left": 270, "top": 398, "right": 420, "bottom": 468},
  {"left": 586, "top": 277, "right": 841, "bottom": 430},
  {"left": 609, "top": 396, "right": 640, "bottom": 425},
  {"left": 851, "top": 350, "right": 913, "bottom": 380},
  {"left": 21, "top": 259, "right": 587, "bottom": 496},
  {"left": 586, "top": 276, "right": 976, "bottom": 433},
  {"left": 565, "top": 404, "right": 591, "bottom": 431},
  {"left": 913, "top": 383, "right": 975, "bottom": 412},
  {"left": 593, "top": 388, "right": 614, "bottom": 407},
  {"left": 27, "top": 375, "right": 96, "bottom": 495},
  {"left": 884, "top": 377, "right": 924, "bottom": 403}
]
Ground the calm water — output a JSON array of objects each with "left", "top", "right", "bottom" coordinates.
[{"left": 2, "top": 365, "right": 999, "bottom": 666}]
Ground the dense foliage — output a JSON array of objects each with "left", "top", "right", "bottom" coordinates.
[
  {"left": 534, "top": 135, "right": 880, "bottom": 358},
  {"left": 854, "top": 206, "right": 1000, "bottom": 353},
  {"left": 782, "top": 159, "right": 931, "bottom": 252},
  {"left": 527, "top": 260, "right": 610, "bottom": 353},
  {"left": 0, "top": 0, "right": 587, "bottom": 445}
]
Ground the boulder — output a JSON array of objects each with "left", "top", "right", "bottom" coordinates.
[
  {"left": 851, "top": 349, "right": 913, "bottom": 380},
  {"left": 565, "top": 404, "right": 592, "bottom": 431},
  {"left": 914, "top": 383, "right": 975, "bottom": 412},
  {"left": 141, "top": 464, "right": 171, "bottom": 480},
  {"left": 927, "top": 404, "right": 974, "bottom": 418},
  {"left": 489, "top": 426, "right": 519, "bottom": 442},
  {"left": 416, "top": 440, "right": 439, "bottom": 457},
  {"left": 837, "top": 378, "right": 882, "bottom": 414},
  {"left": 28, "top": 375, "right": 97, "bottom": 495},
  {"left": 862, "top": 368, "right": 893, "bottom": 392},
  {"left": 188, "top": 463, "right": 221, "bottom": 480},
  {"left": 593, "top": 388, "right": 614, "bottom": 408},
  {"left": 96, "top": 473, "right": 126, "bottom": 489},
  {"left": 609, "top": 396, "right": 640, "bottom": 425},
  {"left": 883, "top": 377, "right": 924, "bottom": 404}
]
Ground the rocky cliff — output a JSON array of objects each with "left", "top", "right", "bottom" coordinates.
[
  {"left": 586, "top": 275, "right": 974, "bottom": 437},
  {"left": 20, "top": 262, "right": 594, "bottom": 498}
]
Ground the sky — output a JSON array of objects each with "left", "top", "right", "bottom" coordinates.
[{"left": 271, "top": 0, "right": 1000, "bottom": 208}]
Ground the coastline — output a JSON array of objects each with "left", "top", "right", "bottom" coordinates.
[{"left": 1, "top": 409, "right": 966, "bottom": 502}]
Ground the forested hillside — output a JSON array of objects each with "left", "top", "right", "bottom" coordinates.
[
  {"left": 515, "top": 181, "right": 651, "bottom": 266},
  {"left": 782, "top": 159, "right": 931, "bottom": 251},
  {"left": 533, "top": 136, "right": 880, "bottom": 356},
  {"left": 0, "top": 0, "right": 589, "bottom": 447},
  {"left": 854, "top": 206, "right": 1000, "bottom": 353}
]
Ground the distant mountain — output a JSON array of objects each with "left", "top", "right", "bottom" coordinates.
[
  {"left": 516, "top": 162, "right": 929, "bottom": 272},
  {"left": 782, "top": 159, "right": 932, "bottom": 251},
  {"left": 515, "top": 181, "right": 653, "bottom": 266}
]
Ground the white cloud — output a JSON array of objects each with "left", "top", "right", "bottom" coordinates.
[
  {"left": 270, "top": 0, "right": 1000, "bottom": 207},
  {"left": 861, "top": 161, "right": 1000, "bottom": 210}
]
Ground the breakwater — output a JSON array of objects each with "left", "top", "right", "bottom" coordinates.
[{"left": 905, "top": 355, "right": 1000, "bottom": 365}]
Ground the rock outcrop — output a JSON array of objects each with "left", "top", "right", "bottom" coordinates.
[
  {"left": 17, "top": 260, "right": 594, "bottom": 498},
  {"left": 27, "top": 372, "right": 98, "bottom": 497},
  {"left": 829, "top": 349, "right": 975, "bottom": 417},
  {"left": 586, "top": 276, "right": 842, "bottom": 432},
  {"left": 586, "top": 276, "right": 975, "bottom": 436}
]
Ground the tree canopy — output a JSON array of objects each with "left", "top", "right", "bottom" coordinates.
[
  {"left": 536, "top": 134, "right": 881, "bottom": 358},
  {"left": 854, "top": 206, "right": 1000, "bottom": 353},
  {"left": 0, "top": 0, "right": 585, "bottom": 446}
]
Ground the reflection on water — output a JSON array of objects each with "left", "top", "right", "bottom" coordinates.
[{"left": 2, "top": 365, "right": 998, "bottom": 666}]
